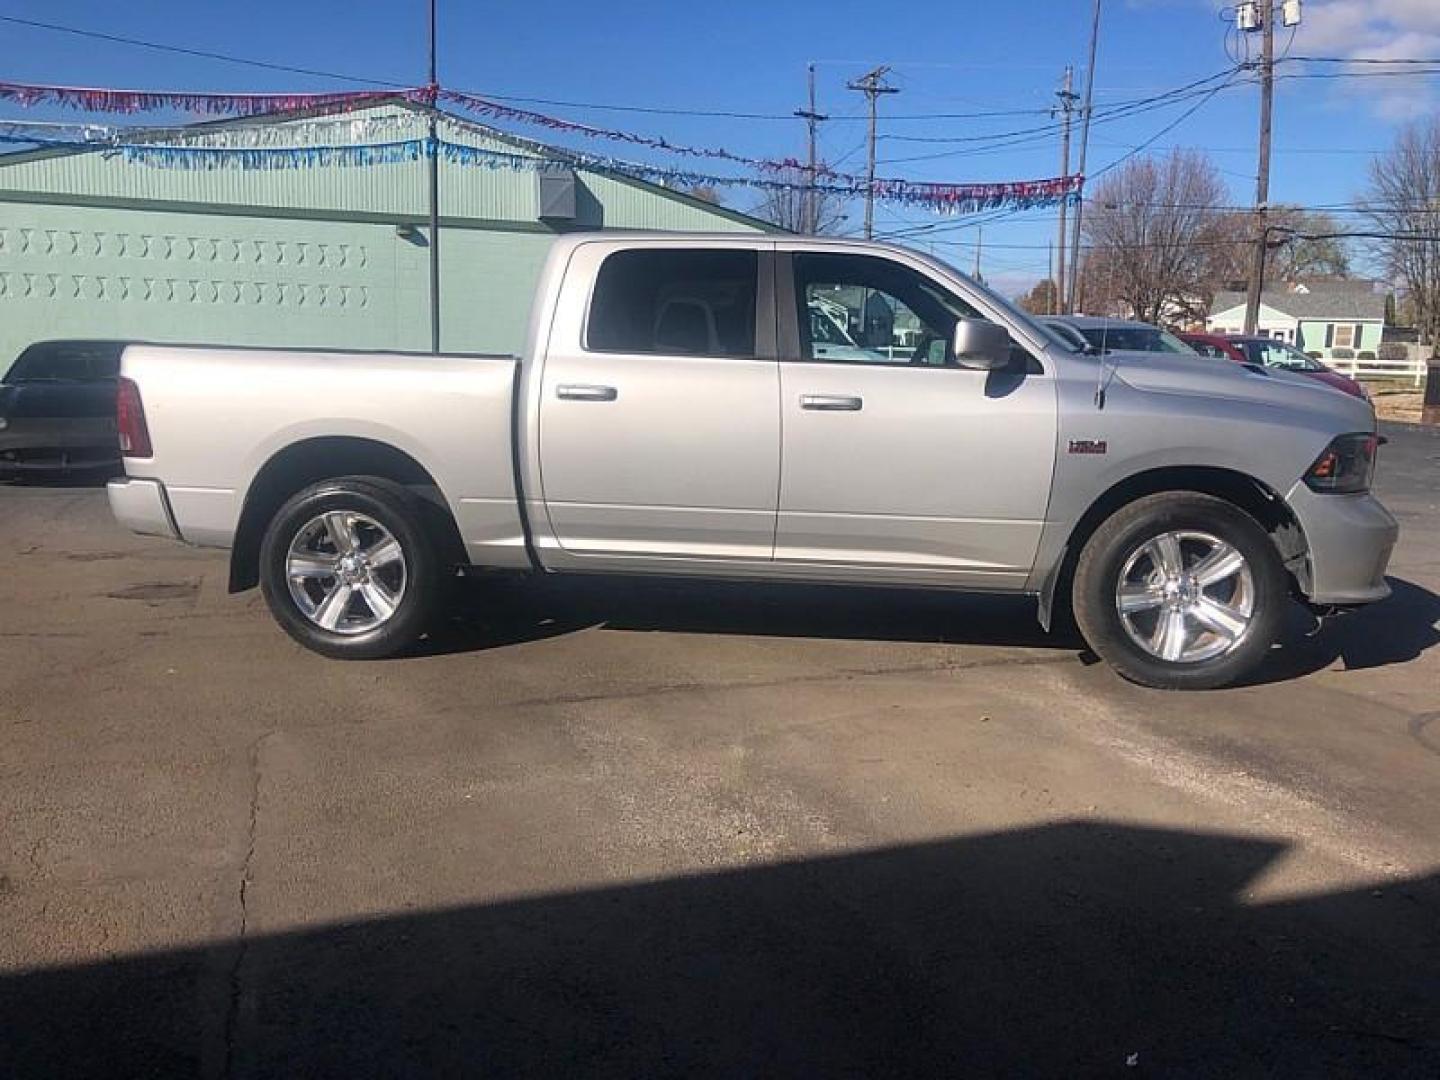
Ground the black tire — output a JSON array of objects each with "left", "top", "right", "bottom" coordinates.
[
  {"left": 258, "top": 475, "right": 443, "bottom": 660},
  {"left": 1072, "top": 492, "right": 1287, "bottom": 690}
]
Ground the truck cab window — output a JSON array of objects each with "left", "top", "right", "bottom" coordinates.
[
  {"left": 793, "top": 253, "right": 983, "bottom": 366},
  {"left": 586, "top": 249, "right": 758, "bottom": 357}
]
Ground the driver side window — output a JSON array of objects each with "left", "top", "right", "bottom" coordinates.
[{"left": 793, "top": 253, "right": 980, "bottom": 367}]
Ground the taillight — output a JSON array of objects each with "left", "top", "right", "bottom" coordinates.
[
  {"left": 1303, "top": 433, "right": 1377, "bottom": 494},
  {"left": 116, "top": 376, "right": 152, "bottom": 457}
]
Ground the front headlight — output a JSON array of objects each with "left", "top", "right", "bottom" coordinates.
[{"left": 1303, "top": 433, "right": 1379, "bottom": 494}]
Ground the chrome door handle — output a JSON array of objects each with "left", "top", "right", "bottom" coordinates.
[
  {"left": 800, "top": 394, "right": 863, "bottom": 411},
  {"left": 557, "top": 384, "right": 618, "bottom": 402}
]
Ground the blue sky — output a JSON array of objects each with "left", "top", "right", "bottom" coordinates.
[{"left": 3, "top": 0, "right": 1437, "bottom": 294}]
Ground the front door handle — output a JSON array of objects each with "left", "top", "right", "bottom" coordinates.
[
  {"left": 557, "top": 384, "right": 618, "bottom": 402},
  {"left": 800, "top": 394, "right": 863, "bottom": 412}
]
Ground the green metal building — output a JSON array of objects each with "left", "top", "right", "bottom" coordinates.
[{"left": 0, "top": 98, "right": 774, "bottom": 367}]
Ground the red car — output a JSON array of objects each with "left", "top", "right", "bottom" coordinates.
[{"left": 1179, "top": 332, "right": 1369, "bottom": 401}]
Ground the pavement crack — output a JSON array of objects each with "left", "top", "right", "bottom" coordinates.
[
  {"left": 1410, "top": 711, "right": 1440, "bottom": 759},
  {"left": 499, "top": 651, "right": 1077, "bottom": 710},
  {"left": 223, "top": 731, "right": 272, "bottom": 1080}
]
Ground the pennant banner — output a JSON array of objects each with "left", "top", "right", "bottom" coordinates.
[
  {"left": 121, "top": 139, "right": 428, "bottom": 170},
  {"left": 439, "top": 110, "right": 1084, "bottom": 209},
  {"left": 439, "top": 141, "right": 1081, "bottom": 213},
  {"left": 0, "top": 129, "right": 1077, "bottom": 212},
  {"left": 440, "top": 88, "right": 816, "bottom": 176},
  {"left": 0, "top": 77, "right": 1084, "bottom": 211},
  {"left": 0, "top": 79, "right": 428, "bottom": 116},
  {"left": 0, "top": 113, "right": 423, "bottom": 148}
]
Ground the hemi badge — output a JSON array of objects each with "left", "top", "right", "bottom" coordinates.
[{"left": 1068, "top": 439, "right": 1108, "bottom": 455}]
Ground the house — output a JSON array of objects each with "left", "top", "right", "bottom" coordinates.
[
  {"left": 0, "top": 97, "right": 776, "bottom": 368},
  {"left": 1206, "top": 280, "right": 1386, "bottom": 360}
]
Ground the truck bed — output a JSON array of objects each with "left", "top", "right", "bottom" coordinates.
[{"left": 119, "top": 344, "right": 530, "bottom": 568}]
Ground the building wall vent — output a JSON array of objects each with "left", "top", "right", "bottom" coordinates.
[{"left": 538, "top": 167, "right": 577, "bottom": 222}]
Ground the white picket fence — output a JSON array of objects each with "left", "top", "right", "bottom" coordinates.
[{"left": 1328, "top": 344, "right": 1430, "bottom": 388}]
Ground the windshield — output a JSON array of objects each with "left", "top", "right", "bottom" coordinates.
[
  {"left": 1076, "top": 326, "right": 1196, "bottom": 355},
  {"left": 1239, "top": 339, "right": 1324, "bottom": 372},
  {"left": 912, "top": 253, "right": 1080, "bottom": 355}
]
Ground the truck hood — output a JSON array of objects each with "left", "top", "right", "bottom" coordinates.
[{"left": 1105, "top": 350, "right": 1374, "bottom": 432}]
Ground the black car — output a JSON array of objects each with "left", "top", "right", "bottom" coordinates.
[{"left": 0, "top": 341, "right": 125, "bottom": 478}]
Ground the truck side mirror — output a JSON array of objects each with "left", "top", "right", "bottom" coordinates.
[{"left": 952, "top": 318, "right": 1011, "bottom": 370}]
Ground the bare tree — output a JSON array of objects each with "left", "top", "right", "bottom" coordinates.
[
  {"left": 1273, "top": 209, "right": 1351, "bottom": 280},
  {"left": 1204, "top": 206, "right": 1351, "bottom": 288},
  {"left": 1361, "top": 117, "right": 1440, "bottom": 346},
  {"left": 753, "top": 168, "right": 848, "bottom": 234},
  {"left": 1018, "top": 278, "right": 1061, "bottom": 315},
  {"left": 1080, "top": 150, "right": 1230, "bottom": 324},
  {"left": 684, "top": 184, "right": 725, "bottom": 206}
]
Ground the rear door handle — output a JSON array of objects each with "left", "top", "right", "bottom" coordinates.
[
  {"left": 557, "top": 384, "right": 618, "bottom": 402},
  {"left": 800, "top": 394, "right": 863, "bottom": 412}
]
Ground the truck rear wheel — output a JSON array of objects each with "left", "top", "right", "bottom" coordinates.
[
  {"left": 1071, "top": 492, "right": 1287, "bottom": 690},
  {"left": 258, "top": 476, "right": 442, "bottom": 660}
]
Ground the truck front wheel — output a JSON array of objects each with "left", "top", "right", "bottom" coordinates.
[
  {"left": 258, "top": 476, "right": 443, "bottom": 660},
  {"left": 1072, "top": 492, "right": 1287, "bottom": 690}
]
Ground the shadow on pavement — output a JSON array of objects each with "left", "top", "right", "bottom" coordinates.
[
  {"left": 1, "top": 822, "right": 1436, "bottom": 1077},
  {"left": 1251, "top": 576, "right": 1440, "bottom": 686},
  {"left": 415, "top": 574, "right": 1082, "bottom": 658},
  {"left": 419, "top": 574, "right": 1440, "bottom": 689}
]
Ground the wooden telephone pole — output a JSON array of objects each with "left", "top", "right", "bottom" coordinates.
[
  {"left": 1243, "top": 3, "right": 1277, "bottom": 335},
  {"left": 1054, "top": 66, "right": 1078, "bottom": 313},
  {"left": 1066, "top": 0, "right": 1103, "bottom": 314},
  {"left": 794, "top": 64, "right": 828, "bottom": 234},
  {"left": 847, "top": 66, "right": 899, "bottom": 240}
]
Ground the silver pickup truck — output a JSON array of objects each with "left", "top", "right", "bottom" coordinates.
[{"left": 107, "top": 233, "right": 1396, "bottom": 689}]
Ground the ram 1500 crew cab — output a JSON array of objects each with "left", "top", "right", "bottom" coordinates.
[{"left": 107, "top": 234, "right": 1397, "bottom": 689}]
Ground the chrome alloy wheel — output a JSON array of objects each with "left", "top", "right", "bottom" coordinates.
[
  {"left": 1114, "top": 530, "right": 1256, "bottom": 664},
  {"left": 285, "top": 511, "right": 407, "bottom": 635}
]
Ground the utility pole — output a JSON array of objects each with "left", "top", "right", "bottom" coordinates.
[
  {"left": 1047, "top": 240, "right": 1056, "bottom": 314},
  {"left": 1054, "top": 66, "right": 1078, "bottom": 313},
  {"left": 1066, "top": 0, "right": 1103, "bottom": 314},
  {"left": 974, "top": 226, "right": 983, "bottom": 280},
  {"left": 427, "top": 0, "right": 441, "bottom": 354},
  {"left": 847, "top": 66, "right": 899, "bottom": 240},
  {"left": 1243, "top": 1, "right": 1278, "bottom": 335},
  {"left": 794, "top": 64, "right": 828, "bottom": 235}
]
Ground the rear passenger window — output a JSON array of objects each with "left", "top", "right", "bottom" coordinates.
[{"left": 586, "top": 249, "right": 758, "bottom": 357}]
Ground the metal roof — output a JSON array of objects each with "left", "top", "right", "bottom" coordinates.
[
  {"left": 0, "top": 96, "right": 780, "bottom": 234},
  {"left": 1211, "top": 281, "right": 1386, "bottom": 321},
  {"left": 1054, "top": 315, "right": 1161, "bottom": 330}
]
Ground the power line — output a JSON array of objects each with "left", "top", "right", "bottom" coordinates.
[
  {"left": 881, "top": 67, "right": 1240, "bottom": 147},
  {"left": 0, "top": 13, "right": 404, "bottom": 87},
  {"left": 0, "top": 13, "right": 1068, "bottom": 124},
  {"left": 877, "top": 70, "right": 1244, "bottom": 166},
  {"left": 1087, "top": 76, "right": 1240, "bottom": 181},
  {"left": 875, "top": 77, "right": 1241, "bottom": 246},
  {"left": 1286, "top": 55, "right": 1440, "bottom": 66}
]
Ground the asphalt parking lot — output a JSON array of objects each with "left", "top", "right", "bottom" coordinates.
[{"left": 2, "top": 421, "right": 1438, "bottom": 1077}]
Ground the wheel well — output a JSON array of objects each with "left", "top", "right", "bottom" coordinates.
[
  {"left": 228, "top": 437, "right": 467, "bottom": 592},
  {"left": 1045, "top": 466, "right": 1310, "bottom": 623}
]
